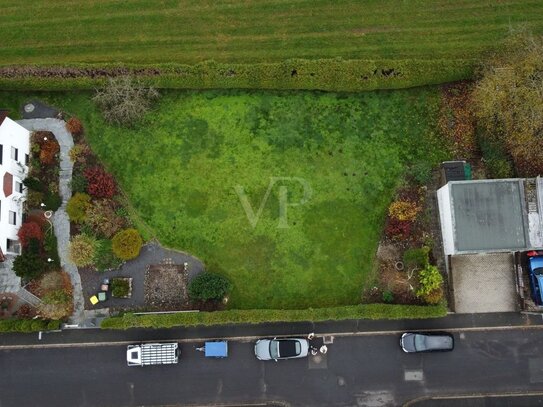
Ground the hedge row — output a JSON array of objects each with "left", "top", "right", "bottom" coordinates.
[
  {"left": 0, "top": 319, "right": 61, "bottom": 333},
  {"left": 0, "top": 58, "right": 474, "bottom": 92},
  {"left": 101, "top": 303, "right": 447, "bottom": 330}
]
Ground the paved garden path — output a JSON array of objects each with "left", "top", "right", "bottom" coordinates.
[{"left": 18, "top": 119, "right": 84, "bottom": 325}]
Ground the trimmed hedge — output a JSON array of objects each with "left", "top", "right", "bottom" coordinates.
[
  {"left": 0, "top": 59, "right": 474, "bottom": 92},
  {"left": 101, "top": 303, "right": 447, "bottom": 329},
  {"left": 0, "top": 319, "right": 61, "bottom": 333}
]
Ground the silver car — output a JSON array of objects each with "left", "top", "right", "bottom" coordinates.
[
  {"left": 400, "top": 332, "right": 454, "bottom": 353},
  {"left": 254, "top": 337, "right": 309, "bottom": 361}
]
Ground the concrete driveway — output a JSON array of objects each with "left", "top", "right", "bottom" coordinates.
[{"left": 450, "top": 253, "right": 518, "bottom": 313}]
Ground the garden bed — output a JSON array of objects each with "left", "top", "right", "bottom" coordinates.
[
  {"left": 111, "top": 277, "right": 132, "bottom": 298},
  {"left": 144, "top": 262, "right": 189, "bottom": 310}
]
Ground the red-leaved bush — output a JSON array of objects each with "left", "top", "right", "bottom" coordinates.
[
  {"left": 17, "top": 222, "right": 44, "bottom": 247},
  {"left": 84, "top": 166, "right": 117, "bottom": 198},
  {"left": 385, "top": 218, "right": 412, "bottom": 241},
  {"left": 39, "top": 139, "right": 60, "bottom": 165}
]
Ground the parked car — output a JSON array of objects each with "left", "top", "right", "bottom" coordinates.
[
  {"left": 400, "top": 332, "right": 454, "bottom": 353},
  {"left": 254, "top": 337, "right": 309, "bottom": 361},
  {"left": 528, "top": 253, "right": 543, "bottom": 305}
]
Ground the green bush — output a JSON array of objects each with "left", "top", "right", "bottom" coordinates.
[
  {"left": 66, "top": 192, "right": 91, "bottom": 223},
  {"left": 23, "top": 177, "right": 45, "bottom": 192},
  {"left": 101, "top": 303, "right": 448, "bottom": 329},
  {"left": 485, "top": 158, "right": 515, "bottom": 179},
  {"left": 188, "top": 272, "right": 232, "bottom": 302},
  {"left": 44, "top": 191, "right": 62, "bottom": 211},
  {"left": 478, "top": 132, "right": 515, "bottom": 178},
  {"left": 382, "top": 290, "right": 394, "bottom": 303},
  {"left": 111, "top": 278, "right": 130, "bottom": 298},
  {"left": 94, "top": 240, "right": 123, "bottom": 272},
  {"left": 69, "top": 234, "right": 97, "bottom": 267},
  {"left": 416, "top": 264, "right": 444, "bottom": 304},
  {"left": 407, "top": 162, "right": 433, "bottom": 185},
  {"left": 12, "top": 239, "right": 47, "bottom": 281},
  {"left": 70, "top": 171, "right": 88, "bottom": 194},
  {"left": 0, "top": 59, "right": 473, "bottom": 92},
  {"left": 0, "top": 318, "right": 60, "bottom": 332},
  {"left": 111, "top": 228, "right": 142, "bottom": 260},
  {"left": 26, "top": 190, "right": 44, "bottom": 210},
  {"left": 403, "top": 247, "right": 430, "bottom": 269},
  {"left": 43, "top": 229, "right": 60, "bottom": 267}
]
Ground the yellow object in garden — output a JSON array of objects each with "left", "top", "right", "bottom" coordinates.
[{"left": 90, "top": 295, "right": 99, "bottom": 305}]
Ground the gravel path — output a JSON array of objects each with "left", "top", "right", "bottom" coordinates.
[{"left": 17, "top": 119, "right": 84, "bottom": 325}]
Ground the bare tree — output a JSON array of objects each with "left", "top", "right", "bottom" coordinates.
[{"left": 93, "top": 76, "right": 160, "bottom": 127}]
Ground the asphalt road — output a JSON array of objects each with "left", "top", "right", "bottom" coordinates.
[{"left": 2, "top": 327, "right": 543, "bottom": 407}]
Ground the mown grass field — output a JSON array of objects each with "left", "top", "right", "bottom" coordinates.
[
  {"left": 1, "top": 0, "right": 542, "bottom": 65},
  {"left": 0, "top": 89, "right": 448, "bottom": 309}
]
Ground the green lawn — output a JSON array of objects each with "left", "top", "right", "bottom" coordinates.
[
  {"left": 0, "top": 89, "right": 448, "bottom": 309},
  {"left": 0, "top": 1, "right": 542, "bottom": 65}
]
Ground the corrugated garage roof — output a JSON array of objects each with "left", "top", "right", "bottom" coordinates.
[{"left": 451, "top": 180, "right": 529, "bottom": 252}]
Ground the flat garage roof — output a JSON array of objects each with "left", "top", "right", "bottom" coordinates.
[
  {"left": 451, "top": 180, "right": 528, "bottom": 252},
  {"left": 451, "top": 253, "right": 518, "bottom": 313}
]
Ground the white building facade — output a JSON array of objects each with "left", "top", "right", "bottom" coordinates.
[{"left": 0, "top": 116, "right": 30, "bottom": 260}]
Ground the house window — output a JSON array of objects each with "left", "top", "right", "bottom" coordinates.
[
  {"left": 6, "top": 239, "right": 21, "bottom": 254},
  {"left": 25, "top": 154, "right": 29, "bottom": 166},
  {"left": 0, "top": 144, "right": 3, "bottom": 164},
  {"left": 15, "top": 181, "right": 23, "bottom": 193},
  {"left": 8, "top": 210, "right": 16, "bottom": 225},
  {"left": 11, "top": 146, "right": 18, "bottom": 162}
]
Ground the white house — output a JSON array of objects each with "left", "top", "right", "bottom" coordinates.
[{"left": 0, "top": 113, "right": 31, "bottom": 261}]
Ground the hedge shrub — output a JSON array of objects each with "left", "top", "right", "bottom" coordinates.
[
  {"left": 111, "top": 228, "right": 142, "bottom": 260},
  {"left": 0, "top": 59, "right": 474, "bottom": 92},
  {"left": 101, "top": 303, "right": 447, "bottom": 329},
  {"left": 188, "top": 272, "right": 232, "bottom": 302},
  {"left": 0, "top": 319, "right": 60, "bottom": 333}
]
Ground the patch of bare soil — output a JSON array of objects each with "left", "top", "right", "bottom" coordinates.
[{"left": 144, "top": 261, "right": 189, "bottom": 310}]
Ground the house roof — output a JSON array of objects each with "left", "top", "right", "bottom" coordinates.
[
  {"left": 3, "top": 172, "right": 13, "bottom": 197},
  {"left": 448, "top": 179, "right": 529, "bottom": 253}
]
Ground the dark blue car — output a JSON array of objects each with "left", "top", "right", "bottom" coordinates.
[{"left": 528, "top": 255, "right": 543, "bottom": 305}]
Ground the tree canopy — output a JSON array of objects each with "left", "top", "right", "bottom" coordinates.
[{"left": 472, "top": 30, "right": 543, "bottom": 176}]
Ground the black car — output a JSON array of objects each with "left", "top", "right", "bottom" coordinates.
[{"left": 400, "top": 332, "right": 454, "bottom": 353}]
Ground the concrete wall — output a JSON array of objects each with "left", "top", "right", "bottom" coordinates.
[{"left": 437, "top": 184, "right": 455, "bottom": 256}]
